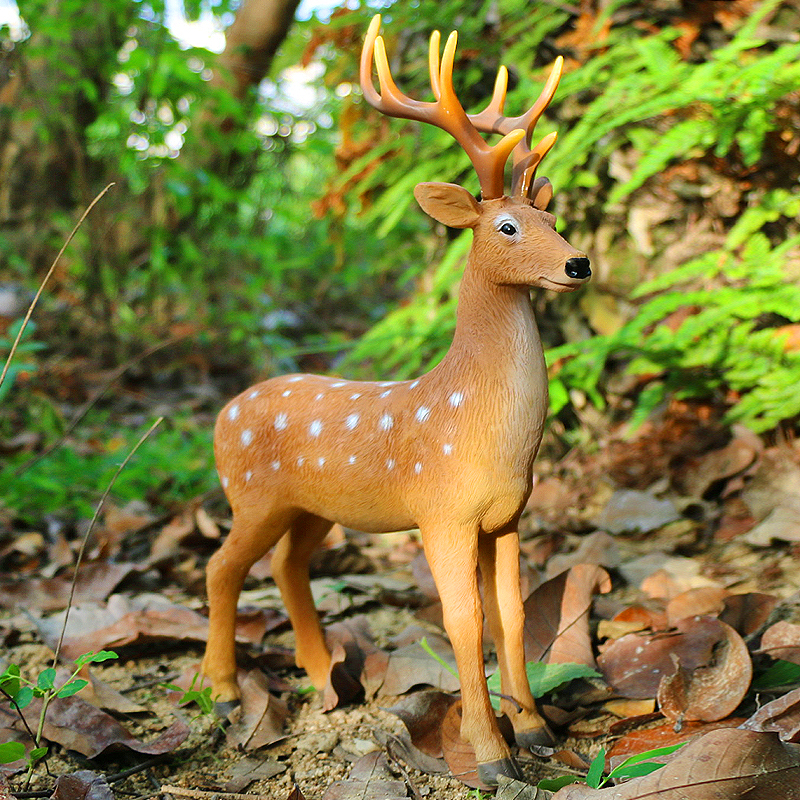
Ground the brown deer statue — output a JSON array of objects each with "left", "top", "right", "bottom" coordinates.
[{"left": 202, "top": 15, "right": 591, "bottom": 785}]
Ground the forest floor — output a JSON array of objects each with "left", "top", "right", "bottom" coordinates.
[{"left": 2, "top": 395, "right": 800, "bottom": 800}]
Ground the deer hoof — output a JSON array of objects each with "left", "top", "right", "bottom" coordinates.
[
  {"left": 515, "top": 724, "right": 555, "bottom": 750},
  {"left": 213, "top": 699, "right": 239, "bottom": 718},
  {"left": 476, "top": 756, "right": 524, "bottom": 786}
]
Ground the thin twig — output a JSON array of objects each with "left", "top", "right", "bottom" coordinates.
[
  {"left": 51, "top": 416, "right": 163, "bottom": 663},
  {"left": 0, "top": 184, "right": 114, "bottom": 393},
  {"left": 21, "top": 418, "right": 164, "bottom": 789},
  {"left": 160, "top": 785, "right": 272, "bottom": 800}
]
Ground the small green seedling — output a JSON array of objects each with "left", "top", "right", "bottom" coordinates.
[
  {"left": 164, "top": 673, "right": 217, "bottom": 720},
  {"left": 0, "top": 650, "right": 117, "bottom": 778},
  {"left": 538, "top": 742, "right": 686, "bottom": 791}
]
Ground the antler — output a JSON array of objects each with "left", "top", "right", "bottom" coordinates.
[
  {"left": 467, "top": 57, "right": 563, "bottom": 199},
  {"left": 360, "top": 15, "right": 525, "bottom": 200}
]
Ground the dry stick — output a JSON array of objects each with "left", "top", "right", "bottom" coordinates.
[
  {"left": 160, "top": 786, "right": 271, "bottom": 800},
  {"left": 22, "top": 417, "right": 163, "bottom": 790},
  {"left": 0, "top": 183, "right": 114, "bottom": 393}
]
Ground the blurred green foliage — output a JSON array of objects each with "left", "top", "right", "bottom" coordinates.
[{"left": 1, "top": 0, "right": 800, "bottom": 526}]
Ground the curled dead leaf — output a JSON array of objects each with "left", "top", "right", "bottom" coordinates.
[
  {"left": 758, "top": 621, "right": 800, "bottom": 665},
  {"left": 524, "top": 565, "right": 612, "bottom": 667},
  {"left": 657, "top": 618, "right": 752, "bottom": 723}
]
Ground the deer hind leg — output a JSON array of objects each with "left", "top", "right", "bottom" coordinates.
[
  {"left": 421, "top": 522, "right": 521, "bottom": 785},
  {"left": 271, "top": 512, "right": 334, "bottom": 689},
  {"left": 478, "top": 528, "right": 553, "bottom": 749},
  {"left": 203, "top": 504, "right": 296, "bottom": 703}
]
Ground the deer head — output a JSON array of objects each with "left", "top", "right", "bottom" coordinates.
[{"left": 360, "top": 15, "right": 591, "bottom": 292}]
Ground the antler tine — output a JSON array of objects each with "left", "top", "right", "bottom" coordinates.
[
  {"left": 469, "top": 57, "right": 564, "bottom": 198},
  {"left": 360, "top": 15, "right": 526, "bottom": 200},
  {"left": 516, "top": 131, "right": 558, "bottom": 199}
]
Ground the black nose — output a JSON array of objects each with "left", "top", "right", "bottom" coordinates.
[{"left": 565, "top": 257, "right": 591, "bottom": 280}]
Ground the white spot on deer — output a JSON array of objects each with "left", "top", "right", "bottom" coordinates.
[
  {"left": 309, "top": 420, "right": 323, "bottom": 437},
  {"left": 274, "top": 413, "right": 288, "bottom": 431},
  {"left": 380, "top": 390, "right": 392, "bottom": 398},
  {"left": 317, "top": 457, "right": 326, "bottom": 468},
  {"left": 415, "top": 406, "right": 431, "bottom": 422},
  {"left": 272, "top": 461, "right": 281, "bottom": 471},
  {"left": 350, "top": 393, "right": 362, "bottom": 400},
  {"left": 221, "top": 476, "right": 229, "bottom": 489},
  {"left": 348, "top": 455, "right": 357, "bottom": 464},
  {"left": 410, "top": 380, "right": 419, "bottom": 389},
  {"left": 345, "top": 413, "right": 360, "bottom": 430},
  {"left": 449, "top": 391, "right": 464, "bottom": 407},
  {"left": 248, "top": 390, "right": 260, "bottom": 399},
  {"left": 379, "top": 382, "right": 393, "bottom": 387},
  {"left": 386, "top": 458, "right": 396, "bottom": 470},
  {"left": 315, "top": 393, "right": 325, "bottom": 401},
  {"left": 443, "top": 443, "right": 453, "bottom": 455},
  {"left": 379, "top": 413, "right": 394, "bottom": 431},
  {"left": 241, "top": 429, "right": 253, "bottom": 447},
  {"left": 228, "top": 405, "right": 240, "bottom": 421},
  {"left": 282, "top": 390, "right": 291, "bottom": 397},
  {"left": 330, "top": 381, "right": 347, "bottom": 387},
  {"left": 287, "top": 376, "right": 304, "bottom": 383},
  {"left": 245, "top": 470, "right": 253, "bottom": 482},
  {"left": 414, "top": 462, "right": 422, "bottom": 474},
  {"left": 297, "top": 456, "right": 305, "bottom": 466}
]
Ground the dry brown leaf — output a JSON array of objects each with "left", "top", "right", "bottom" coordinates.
[
  {"left": 673, "top": 428, "right": 760, "bottom": 498},
  {"left": 599, "top": 616, "right": 746, "bottom": 701},
  {"left": 381, "top": 629, "right": 460, "bottom": 696},
  {"left": 225, "top": 668, "right": 288, "bottom": 750},
  {"left": 741, "top": 686, "right": 800, "bottom": 742},
  {"left": 51, "top": 770, "right": 114, "bottom": 800},
  {"left": 665, "top": 587, "right": 729, "bottom": 627},
  {"left": 657, "top": 618, "right": 752, "bottom": 723},
  {"left": 545, "top": 532, "right": 621, "bottom": 579},
  {"left": 322, "top": 751, "right": 406, "bottom": 799},
  {"left": 606, "top": 718, "right": 744, "bottom": 765},
  {"left": 223, "top": 756, "right": 287, "bottom": 792},
  {"left": 593, "top": 489, "right": 680, "bottom": 535},
  {"left": 0, "top": 562, "right": 137, "bottom": 612},
  {"left": 386, "top": 689, "right": 457, "bottom": 758},
  {"left": 2, "top": 694, "right": 188, "bottom": 758},
  {"left": 321, "top": 617, "right": 389, "bottom": 709},
  {"left": 524, "top": 565, "right": 612, "bottom": 666},
  {"left": 759, "top": 621, "right": 800, "bottom": 665},
  {"left": 440, "top": 699, "right": 489, "bottom": 790},
  {"left": 552, "top": 728, "right": 800, "bottom": 798},
  {"left": 719, "top": 592, "right": 778, "bottom": 636},
  {"left": 602, "top": 699, "right": 656, "bottom": 719}
]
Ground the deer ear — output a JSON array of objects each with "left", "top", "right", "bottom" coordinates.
[{"left": 414, "top": 183, "right": 481, "bottom": 229}]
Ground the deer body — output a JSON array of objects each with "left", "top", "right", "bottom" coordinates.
[{"left": 204, "top": 18, "right": 591, "bottom": 786}]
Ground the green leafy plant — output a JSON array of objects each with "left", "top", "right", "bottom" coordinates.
[
  {"left": 753, "top": 659, "right": 800, "bottom": 690},
  {"left": 549, "top": 189, "right": 800, "bottom": 432},
  {"left": 487, "top": 661, "right": 600, "bottom": 708},
  {"left": 538, "top": 742, "right": 686, "bottom": 792},
  {"left": 0, "top": 319, "right": 45, "bottom": 401},
  {"left": 163, "top": 673, "right": 216, "bottom": 720},
  {"left": 0, "top": 651, "right": 117, "bottom": 776}
]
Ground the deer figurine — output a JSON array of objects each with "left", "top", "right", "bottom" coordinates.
[{"left": 202, "top": 15, "right": 590, "bottom": 785}]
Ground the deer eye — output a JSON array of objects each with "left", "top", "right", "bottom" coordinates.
[{"left": 499, "top": 222, "right": 517, "bottom": 236}]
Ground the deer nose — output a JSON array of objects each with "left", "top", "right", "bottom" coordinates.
[{"left": 565, "top": 257, "right": 591, "bottom": 280}]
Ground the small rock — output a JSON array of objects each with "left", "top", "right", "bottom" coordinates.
[{"left": 295, "top": 730, "right": 339, "bottom": 754}]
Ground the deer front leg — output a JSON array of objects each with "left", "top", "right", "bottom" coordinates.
[
  {"left": 478, "top": 528, "right": 554, "bottom": 749},
  {"left": 421, "top": 523, "right": 522, "bottom": 785},
  {"left": 203, "top": 508, "right": 292, "bottom": 703}
]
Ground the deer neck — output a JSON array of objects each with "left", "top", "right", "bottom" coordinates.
[{"left": 436, "top": 252, "right": 549, "bottom": 441}]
